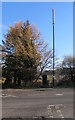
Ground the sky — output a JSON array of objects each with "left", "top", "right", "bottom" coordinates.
[
  {"left": 73, "top": 2, "right": 75, "bottom": 58},
  {"left": 2, "top": 2, "right": 73, "bottom": 60}
]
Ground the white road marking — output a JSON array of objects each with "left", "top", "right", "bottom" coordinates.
[
  {"left": 55, "top": 94, "right": 63, "bottom": 96},
  {"left": 7, "top": 95, "right": 17, "bottom": 97},
  {"left": 49, "top": 104, "right": 63, "bottom": 107},
  {"left": 47, "top": 104, "right": 64, "bottom": 118},
  {"left": 55, "top": 104, "right": 64, "bottom": 118},
  {"left": 2, "top": 94, "right": 7, "bottom": 96},
  {"left": 57, "top": 110, "right": 61, "bottom": 113},
  {"left": 33, "top": 117, "right": 38, "bottom": 118},
  {"left": 47, "top": 105, "right": 53, "bottom": 118},
  {"left": 2, "top": 94, "right": 17, "bottom": 98},
  {"left": 49, "top": 116, "right": 53, "bottom": 118},
  {"left": 0, "top": 94, "right": 7, "bottom": 97},
  {"left": 58, "top": 114, "right": 64, "bottom": 118},
  {"left": 61, "top": 116, "right": 64, "bottom": 118},
  {"left": 48, "top": 105, "right": 55, "bottom": 107}
]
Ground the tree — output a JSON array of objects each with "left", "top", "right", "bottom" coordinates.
[
  {"left": 61, "top": 55, "right": 74, "bottom": 82},
  {"left": 31, "top": 24, "right": 53, "bottom": 83},
  {"left": 2, "top": 20, "right": 53, "bottom": 87}
]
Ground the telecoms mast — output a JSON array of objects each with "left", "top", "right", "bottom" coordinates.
[{"left": 52, "top": 9, "right": 55, "bottom": 87}]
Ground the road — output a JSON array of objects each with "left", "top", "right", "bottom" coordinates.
[{"left": 2, "top": 88, "right": 73, "bottom": 119}]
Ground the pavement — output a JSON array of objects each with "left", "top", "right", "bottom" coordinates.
[{"left": 1, "top": 88, "right": 73, "bottom": 119}]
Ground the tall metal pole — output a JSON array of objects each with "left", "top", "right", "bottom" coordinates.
[{"left": 52, "top": 9, "right": 55, "bottom": 87}]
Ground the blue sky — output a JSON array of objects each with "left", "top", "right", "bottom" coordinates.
[{"left": 2, "top": 2, "right": 73, "bottom": 60}]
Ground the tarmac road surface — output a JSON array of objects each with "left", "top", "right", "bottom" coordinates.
[{"left": 2, "top": 88, "right": 73, "bottom": 119}]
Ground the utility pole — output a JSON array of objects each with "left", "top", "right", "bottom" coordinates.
[{"left": 52, "top": 9, "right": 55, "bottom": 87}]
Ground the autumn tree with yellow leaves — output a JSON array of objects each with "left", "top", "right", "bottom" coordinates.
[{"left": 2, "top": 20, "right": 53, "bottom": 87}]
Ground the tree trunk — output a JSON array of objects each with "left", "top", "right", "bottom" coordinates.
[
  {"left": 70, "top": 67, "right": 73, "bottom": 82},
  {"left": 14, "top": 71, "right": 17, "bottom": 86},
  {"left": 18, "top": 77, "right": 21, "bottom": 86}
]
